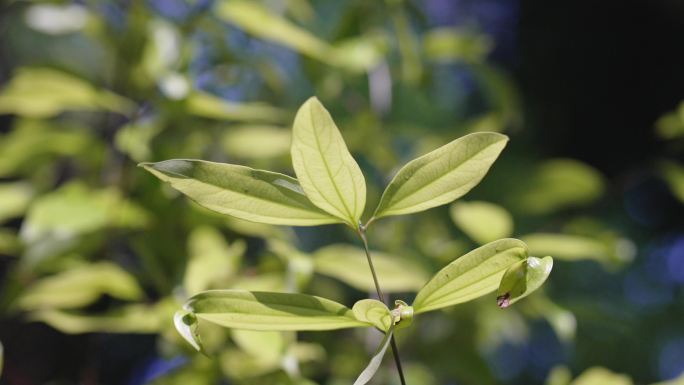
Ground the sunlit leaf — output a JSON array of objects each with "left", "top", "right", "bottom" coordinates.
[
  {"left": 231, "top": 329, "right": 284, "bottom": 364},
  {"left": 183, "top": 290, "right": 369, "bottom": 331},
  {"left": 215, "top": 1, "right": 381, "bottom": 72},
  {"left": 545, "top": 366, "right": 572, "bottom": 385},
  {"left": 353, "top": 325, "right": 394, "bottom": 385},
  {"left": 655, "top": 101, "right": 684, "bottom": 140},
  {"left": 373, "top": 133, "right": 508, "bottom": 220},
  {"left": 571, "top": 367, "right": 633, "bottom": 385},
  {"left": 423, "top": 28, "right": 493, "bottom": 63},
  {"left": 17, "top": 262, "right": 144, "bottom": 310},
  {"left": 20, "top": 183, "right": 149, "bottom": 262},
  {"left": 222, "top": 125, "right": 291, "bottom": 159},
  {"left": 174, "top": 310, "right": 203, "bottom": 352},
  {"left": 186, "top": 91, "right": 289, "bottom": 123},
  {"left": 313, "top": 244, "right": 428, "bottom": 292},
  {"left": 216, "top": 1, "right": 330, "bottom": 61},
  {"left": 521, "top": 233, "right": 628, "bottom": 266},
  {"left": 29, "top": 304, "right": 164, "bottom": 334},
  {"left": 496, "top": 256, "right": 553, "bottom": 308},
  {"left": 114, "top": 120, "right": 163, "bottom": 163},
  {"left": 511, "top": 159, "right": 604, "bottom": 214},
  {"left": 291, "top": 97, "right": 366, "bottom": 227},
  {"left": 660, "top": 161, "right": 684, "bottom": 203},
  {"left": 0, "top": 67, "right": 134, "bottom": 118},
  {"left": 450, "top": 201, "right": 513, "bottom": 244},
  {"left": 352, "top": 299, "right": 392, "bottom": 332},
  {"left": 0, "top": 182, "right": 33, "bottom": 223},
  {"left": 412, "top": 238, "right": 528, "bottom": 314},
  {"left": 184, "top": 226, "right": 245, "bottom": 295},
  {"left": 141, "top": 160, "right": 340, "bottom": 226},
  {"left": 0, "top": 119, "right": 98, "bottom": 177}
]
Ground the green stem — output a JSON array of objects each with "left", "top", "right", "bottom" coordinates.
[{"left": 357, "top": 225, "right": 407, "bottom": 385}]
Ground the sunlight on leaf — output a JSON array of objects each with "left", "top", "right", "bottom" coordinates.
[
  {"left": 373, "top": 132, "right": 508, "bottom": 220},
  {"left": 291, "top": 97, "right": 366, "bottom": 227},
  {"left": 185, "top": 91, "right": 289, "bottom": 122},
  {"left": 571, "top": 367, "right": 633, "bottom": 385},
  {"left": 17, "top": 262, "right": 144, "bottom": 310},
  {"left": 231, "top": 329, "right": 284, "bottom": 364},
  {"left": 222, "top": 125, "right": 292, "bottom": 159},
  {"left": 183, "top": 290, "right": 369, "bottom": 331},
  {"left": 0, "top": 67, "right": 134, "bottom": 117},
  {"left": 141, "top": 160, "right": 340, "bottom": 226},
  {"left": 413, "top": 238, "right": 528, "bottom": 314},
  {"left": 184, "top": 226, "right": 245, "bottom": 295},
  {"left": 352, "top": 299, "right": 392, "bottom": 332},
  {"left": 174, "top": 310, "right": 203, "bottom": 352},
  {"left": 511, "top": 159, "right": 604, "bottom": 215},
  {"left": 423, "top": 28, "right": 493, "bottom": 63},
  {"left": 0, "top": 182, "right": 33, "bottom": 223},
  {"left": 450, "top": 201, "right": 514, "bottom": 244},
  {"left": 521, "top": 233, "right": 632, "bottom": 267}
]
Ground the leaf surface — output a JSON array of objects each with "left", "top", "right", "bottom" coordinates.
[
  {"left": 373, "top": 132, "right": 507, "bottom": 219},
  {"left": 291, "top": 97, "right": 366, "bottom": 227},
  {"left": 413, "top": 238, "right": 527, "bottom": 313},
  {"left": 352, "top": 299, "right": 392, "bottom": 332},
  {"left": 184, "top": 290, "right": 369, "bottom": 331},
  {"left": 141, "top": 159, "right": 339, "bottom": 226}
]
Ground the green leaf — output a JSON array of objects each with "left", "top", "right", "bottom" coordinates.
[
  {"left": 291, "top": 97, "right": 366, "bottom": 227},
  {"left": 222, "top": 125, "right": 292, "bottom": 159},
  {"left": 571, "top": 367, "right": 633, "bottom": 385},
  {"left": 17, "top": 262, "right": 144, "bottom": 310},
  {"left": 423, "top": 28, "right": 493, "bottom": 63},
  {"left": 412, "top": 238, "right": 527, "bottom": 314},
  {"left": 214, "top": 1, "right": 381, "bottom": 72},
  {"left": 140, "top": 159, "right": 340, "bottom": 226},
  {"left": 660, "top": 161, "right": 684, "bottom": 203},
  {"left": 186, "top": 91, "right": 288, "bottom": 123},
  {"left": 545, "top": 366, "right": 572, "bottom": 385},
  {"left": 313, "top": 244, "right": 429, "bottom": 292},
  {"left": 184, "top": 290, "right": 369, "bottom": 331},
  {"left": 0, "top": 67, "right": 134, "bottom": 118},
  {"left": 373, "top": 132, "right": 508, "bottom": 220},
  {"left": 0, "top": 182, "right": 33, "bottom": 223},
  {"left": 352, "top": 299, "right": 392, "bottom": 332},
  {"left": 353, "top": 326, "right": 395, "bottom": 385},
  {"left": 230, "top": 329, "right": 284, "bottom": 364},
  {"left": 175, "top": 310, "right": 203, "bottom": 352},
  {"left": 29, "top": 304, "right": 165, "bottom": 334},
  {"left": 496, "top": 256, "right": 553, "bottom": 308},
  {"left": 520, "top": 233, "right": 628, "bottom": 266},
  {"left": 184, "top": 226, "right": 245, "bottom": 294},
  {"left": 510, "top": 159, "right": 604, "bottom": 215},
  {"left": 450, "top": 200, "right": 514, "bottom": 244}
]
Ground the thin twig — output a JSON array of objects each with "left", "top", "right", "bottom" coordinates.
[{"left": 357, "top": 225, "right": 407, "bottom": 385}]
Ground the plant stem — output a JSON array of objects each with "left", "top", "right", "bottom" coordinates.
[{"left": 357, "top": 225, "right": 407, "bottom": 385}]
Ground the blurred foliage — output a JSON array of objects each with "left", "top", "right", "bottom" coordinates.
[{"left": 0, "top": 0, "right": 682, "bottom": 385}]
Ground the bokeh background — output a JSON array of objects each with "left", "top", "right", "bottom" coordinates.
[{"left": 1, "top": 0, "right": 684, "bottom": 384}]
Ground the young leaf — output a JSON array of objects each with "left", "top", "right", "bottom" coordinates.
[
  {"left": 372, "top": 132, "right": 508, "bottom": 220},
  {"left": 184, "top": 290, "right": 369, "bottom": 331},
  {"left": 291, "top": 97, "right": 366, "bottom": 227},
  {"left": 496, "top": 256, "right": 553, "bottom": 308},
  {"left": 174, "top": 310, "right": 203, "bottom": 352},
  {"left": 140, "top": 160, "right": 340, "bottom": 226},
  {"left": 353, "top": 326, "right": 395, "bottom": 385},
  {"left": 412, "top": 238, "right": 528, "bottom": 314},
  {"left": 352, "top": 299, "right": 392, "bottom": 332}
]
